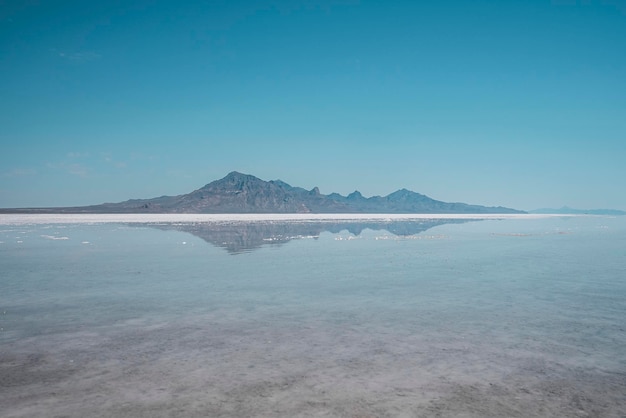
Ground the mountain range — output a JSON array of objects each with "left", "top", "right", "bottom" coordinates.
[{"left": 1, "top": 171, "right": 524, "bottom": 214}]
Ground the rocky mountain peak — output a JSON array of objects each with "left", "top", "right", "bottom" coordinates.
[
  {"left": 200, "top": 171, "right": 263, "bottom": 191},
  {"left": 387, "top": 188, "right": 425, "bottom": 200},
  {"left": 347, "top": 191, "right": 364, "bottom": 200}
]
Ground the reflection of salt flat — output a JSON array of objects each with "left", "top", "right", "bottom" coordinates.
[
  {"left": 334, "top": 235, "right": 362, "bottom": 241},
  {"left": 40, "top": 235, "right": 69, "bottom": 240},
  {"left": 375, "top": 234, "right": 447, "bottom": 240},
  {"left": 263, "top": 235, "right": 319, "bottom": 242},
  {"left": 491, "top": 231, "right": 572, "bottom": 237},
  {"left": 335, "top": 234, "right": 448, "bottom": 241},
  {"left": 0, "top": 213, "right": 574, "bottom": 225}
]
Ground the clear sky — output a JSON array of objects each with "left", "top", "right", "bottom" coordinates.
[{"left": 1, "top": 0, "right": 625, "bottom": 210}]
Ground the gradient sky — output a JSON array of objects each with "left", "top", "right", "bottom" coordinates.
[{"left": 2, "top": 0, "right": 625, "bottom": 210}]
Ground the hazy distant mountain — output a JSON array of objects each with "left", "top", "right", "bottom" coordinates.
[
  {"left": 0, "top": 171, "right": 524, "bottom": 214},
  {"left": 530, "top": 206, "right": 625, "bottom": 216}
]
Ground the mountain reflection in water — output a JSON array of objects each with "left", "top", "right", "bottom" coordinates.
[{"left": 136, "top": 219, "right": 476, "bottom": 254}]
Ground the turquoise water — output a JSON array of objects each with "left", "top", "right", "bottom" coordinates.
[{"left": 1, "top": 216, "right": 625, "bottom": 417}]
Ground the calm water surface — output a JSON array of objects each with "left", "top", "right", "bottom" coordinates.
[{"left": 1, "top": 215, "right": 625, "bottom": 417}]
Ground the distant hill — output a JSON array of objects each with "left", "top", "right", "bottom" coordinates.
[
  {"left": 530, "top": 206, "right": 625, "bottom": 216},
  {"left": 0, "top": 171, "right": 524, "bottom": 214}
]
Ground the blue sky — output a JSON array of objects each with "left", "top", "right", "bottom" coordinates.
[{"left": 1, "top": 0, "right": 625, "bottom": 210}]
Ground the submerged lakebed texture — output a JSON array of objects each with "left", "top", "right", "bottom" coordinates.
[{"left": 1, "top": 214, "right": 625, "bottom": 417}]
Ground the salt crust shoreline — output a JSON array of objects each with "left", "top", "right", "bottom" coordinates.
[{"left": 0, "top": 213, "right": 578, "bottom": 225}]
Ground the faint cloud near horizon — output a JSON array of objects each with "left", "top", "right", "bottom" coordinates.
[
  {"left": 47, "top": 162, "right": 90, "bottom": 178},
  {"left": 67, "top": 151, "right": 90, "bottom": 158},
  {"left": 130, "top": 152, "right": 159, "bottom": 162},
  {"left": 101, "top": 152, "right": 128, "bottom": 169},
  {"left": 2, "top": 168, "right": 37, "bottom": 178},
  {"left": 52, "top": 49, "right": 101, "bottom": 62}
]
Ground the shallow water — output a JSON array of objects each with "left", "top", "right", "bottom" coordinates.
[{"left": 1, "top": 215, "right": 625, "bottom": 417}]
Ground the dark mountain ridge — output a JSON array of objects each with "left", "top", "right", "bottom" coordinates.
[{"left": 0, "top": 171, "right": 524, "bottom": 214}]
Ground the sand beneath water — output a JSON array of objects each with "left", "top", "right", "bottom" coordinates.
[{"left": 2, "top": 314, "right": 624, "bottom": 418}]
